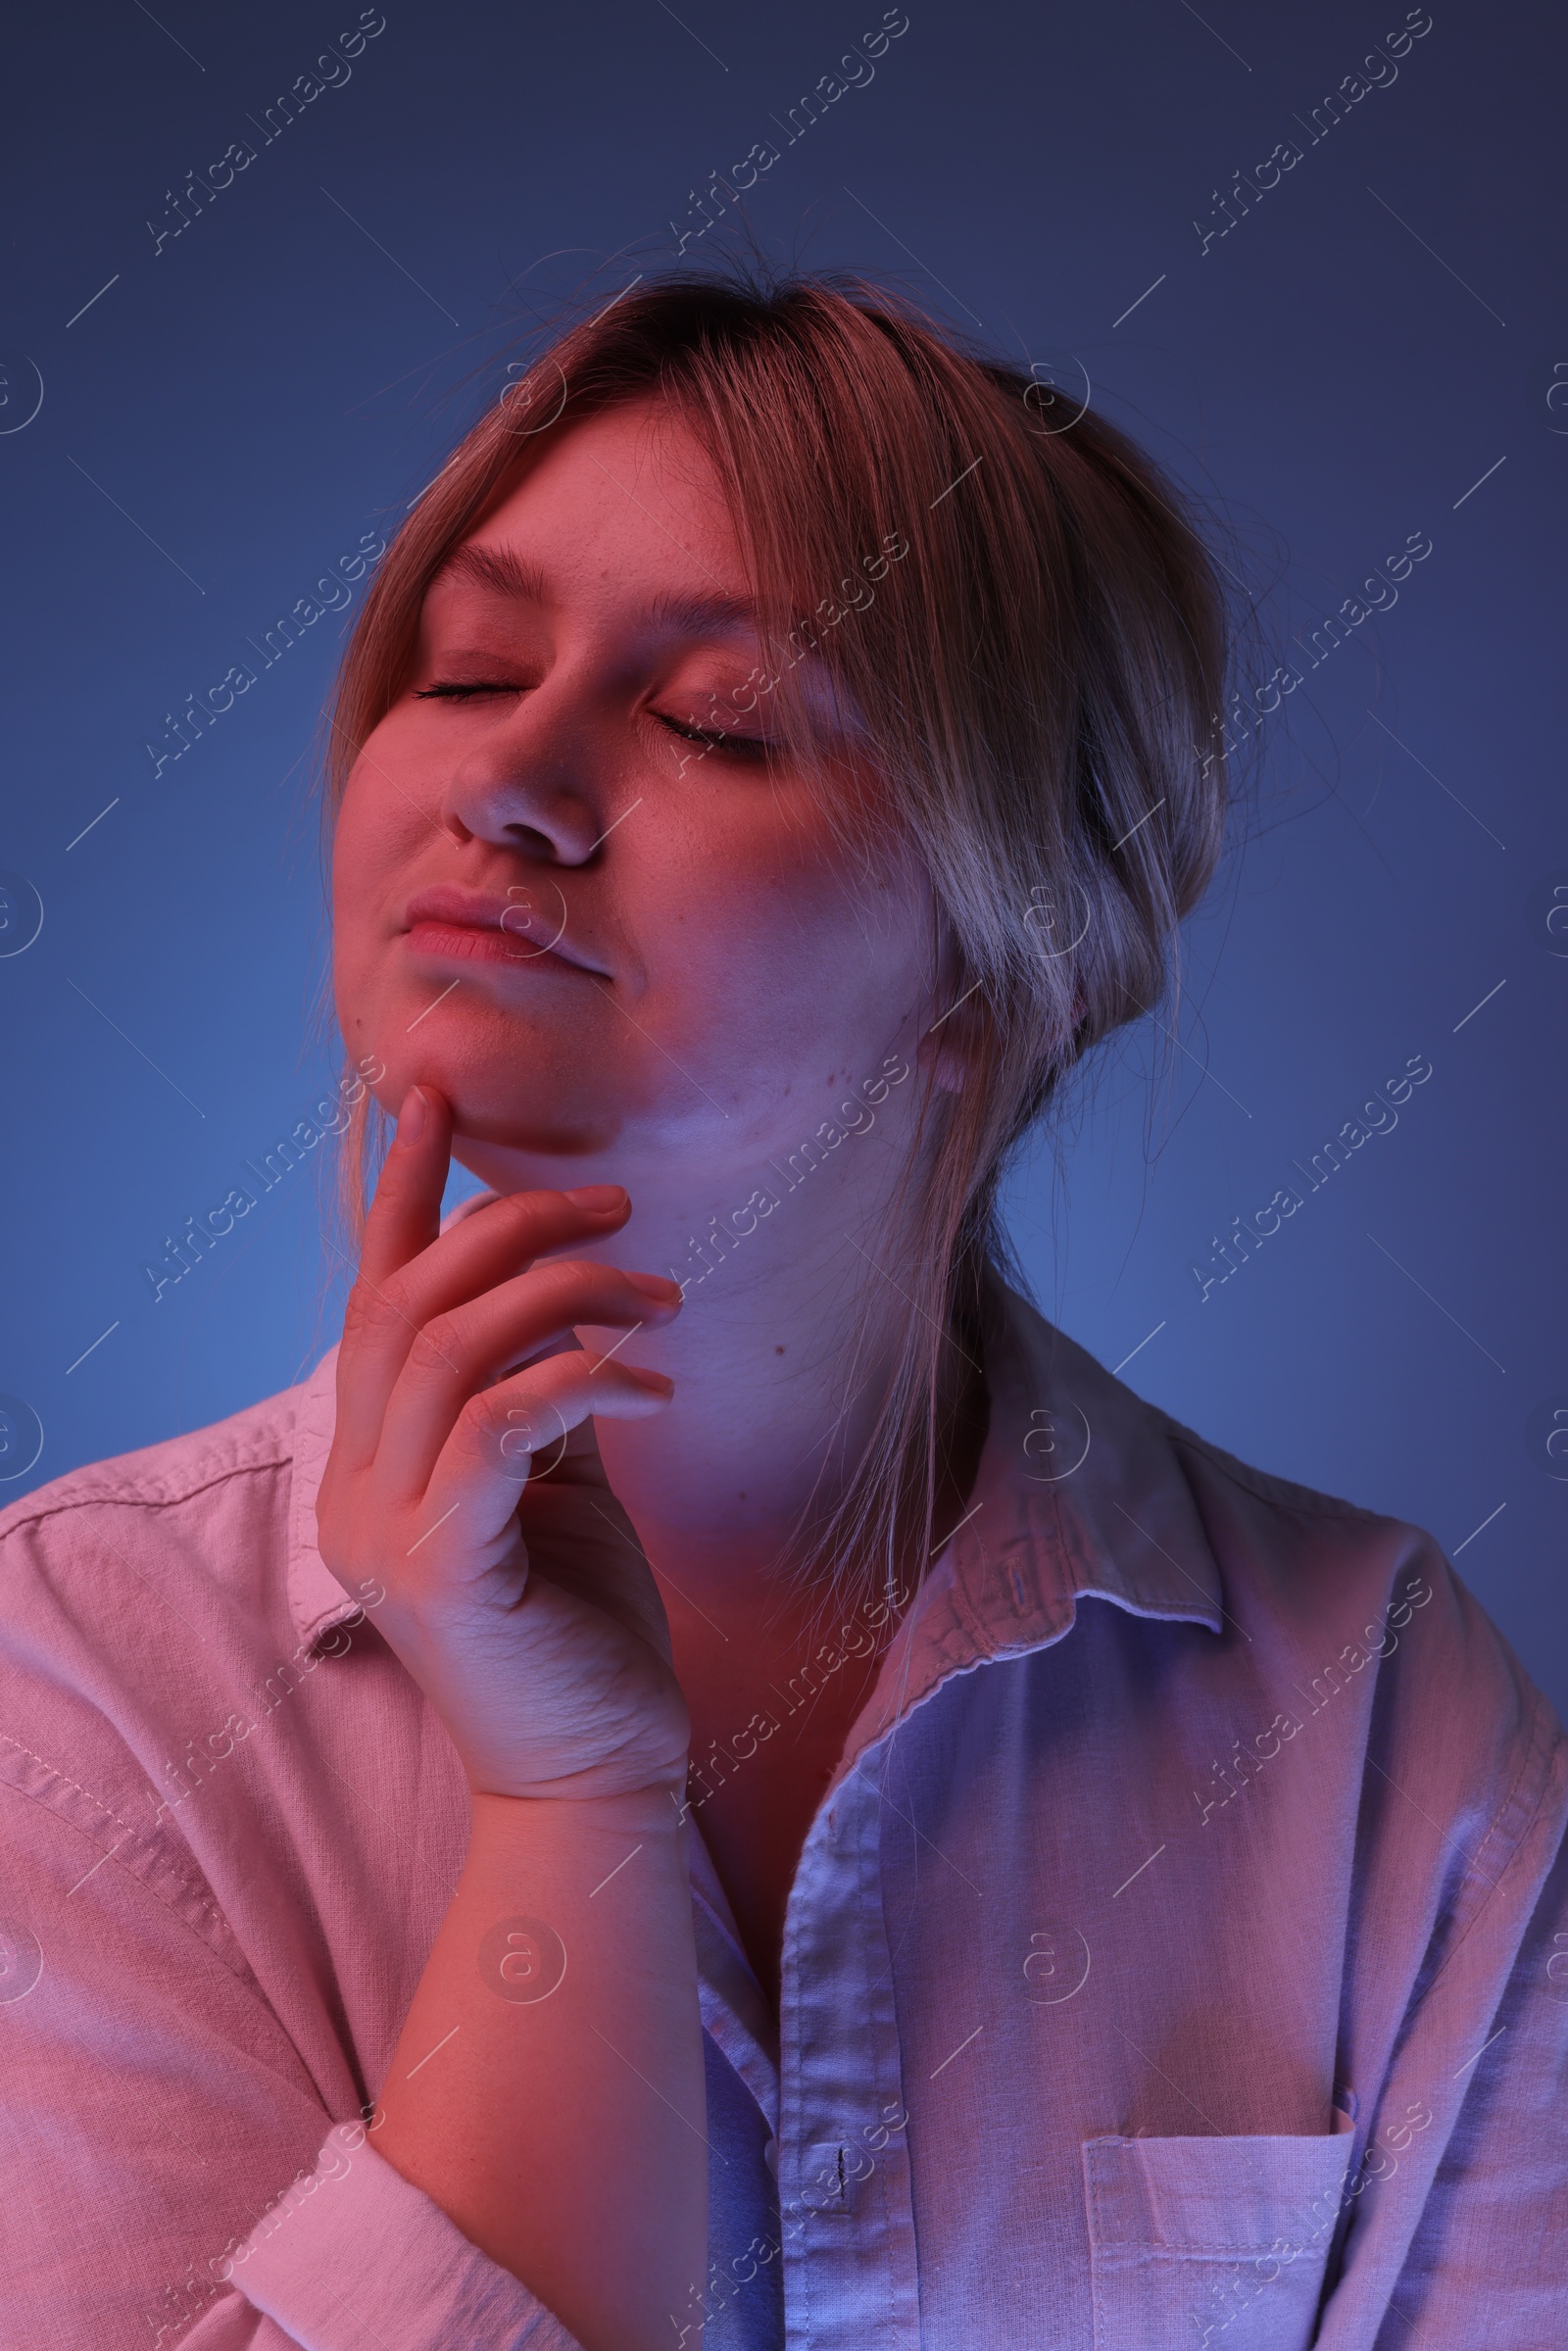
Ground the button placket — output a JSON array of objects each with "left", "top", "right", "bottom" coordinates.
[{"left": 777, "top": 1746, "right": 921, "bottom": 2349}]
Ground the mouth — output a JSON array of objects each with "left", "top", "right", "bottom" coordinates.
[{"left": 401, "top": 885, "right": 608, "bottom": 979}]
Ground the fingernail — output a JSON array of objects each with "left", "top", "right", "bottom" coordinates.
[
  {"left": 564, "top": 1185, "right": 628, "bottom": 1214},
  {"left": 397, "top": 1087, "right": 428, "bottom": 1146},
  {"left": 628, "top": 1366, "right": 675, "bottom": 1396},
  {"left": 625, "top": 1270, "right": 683, "bottom": 1303}
]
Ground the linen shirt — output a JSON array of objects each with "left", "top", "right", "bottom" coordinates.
[{"left": 1, "top": 1279, "right": 1565, "bottom": 2349}]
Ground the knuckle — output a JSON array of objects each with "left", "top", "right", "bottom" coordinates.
[
  {"left": 406, "top": 1316, "right": 462, "bottom": 1378},
  {"left": 488, "top": 1190, "right": 559, "bottom": 1248},
  {"left": 503, "top": 1187, "right": 555, "bottom": 1225},
  {"left": 346, "top": 1274, "right": 413, "bottom": 1340},
  {"left": 464, "top": 1393, "right": 508, "bottom": 1444},
  {"left": 541, "top": 1257, "right": 593, "bottom": 1296},
  {"left": 340, "top": 1283, "right": 376, "bottom": 1341},
  {"left": 375, "top": 1267, "right": 418, "bottom": 1321},
  {"left": 472, "top": 1381, "right": 572, "bottom": 1468},
  {"left": 545, "top": 1256, "right": 614, "bottom": 1298},
  {"left": 454, "top": 1391, "right": 492, "bottom": 1439},
  {"left": 465, "top": 1394, "right": 532, "bottom": 1469}
]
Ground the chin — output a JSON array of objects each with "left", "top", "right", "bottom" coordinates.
[{"left": 436, "top": 1057, "right": 624, "bottom": 1159}]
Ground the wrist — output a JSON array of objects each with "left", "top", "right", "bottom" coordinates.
[{"left": 468, "top": 1781, "right": 689, "bottom": 1841}]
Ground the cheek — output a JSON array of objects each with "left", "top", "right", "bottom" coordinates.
[
  {"left": 329, "top": 795, "right": 375, "bottom": 990},
  {"left": 644, "top": 820, "right": 928, "bottom": 1082},
  {"left": 329, "top": 759, "right": 421, "bottom": 1010},
  {"left": 333, "top": 743, "right": 413, "bottom": 893}
]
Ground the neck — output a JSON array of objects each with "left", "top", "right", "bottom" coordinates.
[{"left": 451, "top": 1106, "right": 983, "bottom": 1618}]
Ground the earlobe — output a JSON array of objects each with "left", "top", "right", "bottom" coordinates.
[
  {"left": 918, "top": 932, "right": 975, "bottom": 1094},
  {"left": 916, "top": 1023, "right": 967, "bottom": 1094}
]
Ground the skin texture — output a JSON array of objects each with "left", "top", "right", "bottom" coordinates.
[{"left": 320, "top": 399, "right": 978, "bottom": 2347}]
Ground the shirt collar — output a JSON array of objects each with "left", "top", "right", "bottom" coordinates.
[
  {"left": 845, "top": 1272, "right": 1224, "bottom": 1766},
  {"left": 284, "top": 1272, "right": 1226, "bottom": 1682}
]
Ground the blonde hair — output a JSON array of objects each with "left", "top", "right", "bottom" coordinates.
[{"left": 322, "top": 269, "right": 1235, "bottom": 1605}]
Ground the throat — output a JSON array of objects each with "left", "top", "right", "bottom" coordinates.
[
  {"left": 680, "top": 1640, "right": 884, "bottom": 2018},
  {"left": 651, "top": 1326, "right": 993, "bottom": 2012}
]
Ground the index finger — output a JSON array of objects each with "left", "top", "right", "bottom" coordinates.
[
  {"left": 332, "top": 1093, "right": 635, "bottom": 1473},
  {"left": 358, "top": 1086, "right": 451, "bottom": 1291}
]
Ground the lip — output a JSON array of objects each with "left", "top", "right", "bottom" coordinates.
[{"left": 401, "top": 885, "right": 608, "bottom": 977}]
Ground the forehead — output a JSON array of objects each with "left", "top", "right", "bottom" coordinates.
[{"left": 440, "top": 398, "right": 751, "bottom": 620}]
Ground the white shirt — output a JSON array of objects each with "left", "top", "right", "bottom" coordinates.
[{"left": 1, "top": 1280, "right": 1563, "bottom": 2348}]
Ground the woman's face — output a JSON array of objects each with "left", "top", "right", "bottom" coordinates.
[{"left": 332, "top": 398, "right": 939, "bottom": 1191}]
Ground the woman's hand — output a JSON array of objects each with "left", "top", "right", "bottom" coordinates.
[{"left": 316, "top": 1084, "right": 691, "bottom": 1803}]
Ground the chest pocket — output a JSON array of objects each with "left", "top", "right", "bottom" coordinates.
[{"left": 1083, "top": 2127, "right": 1353, "bottom": 2350}]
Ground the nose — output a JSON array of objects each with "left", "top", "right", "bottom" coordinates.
[{"left": 438, "top": 689, "right": 608, "bottom": 866}]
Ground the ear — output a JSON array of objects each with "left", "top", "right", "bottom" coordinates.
[
  {"left": 917, "top": 1018, "right": 969, "bottom": 1095},
  {"left": 920, "top": 977, "right": 1087, "bottom": 1095},
  {"left": 919, "top": 920, "right": 978, "bottom": 1093}
]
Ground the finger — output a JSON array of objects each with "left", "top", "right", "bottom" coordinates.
[
  {"left": 358, "top": 1087, "right": 452, "bottom": 1292},
  {"left": 399, "top": 1352, "right": 673, "bottom": 1586},
  {"left": 337, "top": 1176, "right": 631, "bottom": 1468},
  {"left": 364, "top": 1181, "right": 632, "bottom": 1342},
  {"left": 334, "top": 1086, "right": 454, "bottom": 1457},
  {"left": 371, "top": 1259, "right": 682, "bottom": 1499}
]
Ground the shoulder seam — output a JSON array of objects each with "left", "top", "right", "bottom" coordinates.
[
  {"left": 1153, "top": 1410, "right": 1392, "bottom": 1527},
  {"left": 0, "top": 1728, "right": 259, "bottom": 1986},
  {"left": 1459, "top": 1681, "right": 1568, "bottom": 1917},
  {"left": 1401, "top": 1681, "right": 1568, "bottom": 2021},
  {"left": 0, "top": 1445, "right": 296, "bottom": 1547}
]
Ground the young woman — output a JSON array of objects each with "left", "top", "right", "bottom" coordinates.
[{"left": 3, "top": 274, "right": 1563, "bottom": 2351}]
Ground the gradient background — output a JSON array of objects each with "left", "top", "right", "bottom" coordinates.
[{"left": 1, "top": 1, "right": 1563, "bottom": 1714}]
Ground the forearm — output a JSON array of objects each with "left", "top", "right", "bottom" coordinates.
[{"left": 373, "top": 1787, "right": 707, "bottom": 2351}]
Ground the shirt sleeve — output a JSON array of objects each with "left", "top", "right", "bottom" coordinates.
[
  {"left": 1365, "top": 1817, "right": 1568, "bottom": 2345},
  {"left": 1312, "top": 1627, "right": 1568, "bottom": 2351},
  {"left": 0, "top": 1690, "right": 584, "bottom": 2351},
  {"left": 220, "top": 2122, "right": 587, "bottom": 2350}
]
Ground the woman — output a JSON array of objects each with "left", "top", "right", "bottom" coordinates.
[{"left": 3, "top": 273, "right": 1563, "bottom": 2351}]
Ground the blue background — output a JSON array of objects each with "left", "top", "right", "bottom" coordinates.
[{"left": 2, "top": 1, "right": 1563, "bottom": 1713}]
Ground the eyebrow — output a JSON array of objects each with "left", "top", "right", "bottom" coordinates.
[
  {"left": 644, "top": 588, "right": 758, "bottom": 637},
  {"left": 435, "top": 543, "right": 551, "bottom": 601},
  {"left": 434, "top": 541, "right": 759, "bottom": 640}
]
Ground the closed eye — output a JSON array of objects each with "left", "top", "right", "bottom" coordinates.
[
  {"left": 414, "top": 683, "right": 773, "bottom": 758},
  {"left": 654, "top": 713, "right": 773, "bottom": 759}
]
